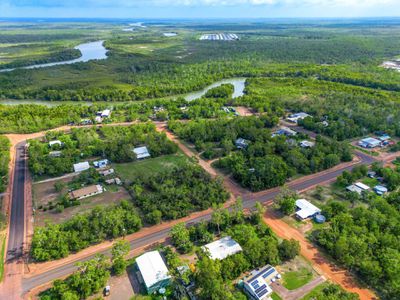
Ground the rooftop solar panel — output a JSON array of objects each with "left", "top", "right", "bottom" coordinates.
[
  {"left": 262, "top": 268, "right": 276, "bottom": 279},
  {"left": 257, "top": 288, "right": 269, "bottom": 298},
  {"left": 248, "top": 266, "right": 272, "bottom": 282},
  {"left": 255, "top": 285, "right": 267, "bottom": 294}
]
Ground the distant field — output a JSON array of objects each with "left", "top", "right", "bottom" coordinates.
[{"left": 113, "top": 152, "right": 188, "bottom": 183}]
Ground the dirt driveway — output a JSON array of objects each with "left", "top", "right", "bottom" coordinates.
[{"left": 263, "top": 209, "right": 377, "bottom": 300}]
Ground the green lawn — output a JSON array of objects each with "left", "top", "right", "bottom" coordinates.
[
  {"left": 282, "top": 267, "right": 314, "bottom": 290},
  {"left": 300, "top": 282, "right": 330, "bottom": 300},
  {"left": 271, "top": 292, "right": 283, "bottom": 300},
  {"left": 0, "top": 234, "right": 6, "bottom": 282},
  {"left": 113, "top": 153, "right": 188, "bottom": 183}
]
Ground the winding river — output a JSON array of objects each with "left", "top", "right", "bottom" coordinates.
[
  {"left": 0, "top": 40, "right": 108, "bottom": 73},
  {"left": 0, "top": 78, "right": 247, "bottom": 107}
]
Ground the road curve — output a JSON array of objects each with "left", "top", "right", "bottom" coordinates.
[{"left": 21, "top": 150, "right": 376, "bottom": 294}]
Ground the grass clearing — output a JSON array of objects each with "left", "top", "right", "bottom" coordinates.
[
  {"left": 300, "top": 282, "right": 330, "bottom": 300},
  {"left": 113, "top": 153, "right": 188, "bottom": 183},
  {"left": 278, "top": 256, "right": 317, "bottom": 291},
  {"left": 271, "top": 292, "right": 283, "bottom": 300},
  {"left": 0, "top": 233, "right": 5, "bottom": 282},
  {"left": 282, "top": 267, "right": 314, "bottom": 290}
]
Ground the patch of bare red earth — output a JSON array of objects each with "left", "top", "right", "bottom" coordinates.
[{"left": 263, "top": 208, "right": 377, "bottom": 300}]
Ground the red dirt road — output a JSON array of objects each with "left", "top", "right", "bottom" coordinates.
[{"left": 263, "top": 209, "right": 377, "bottom": 300}]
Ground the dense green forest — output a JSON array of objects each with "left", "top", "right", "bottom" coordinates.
[
  {"left": 28, "top": 123, "right": 177, "bottom": 177},
  {"left": 315, "top": 195, "right": 400, "bottom": 299},
  {"left": 129, "top": 163, "right": 229, "bottom": 223},
  {"left": 0, "top": 136, "right": 10, "bottom": 193},
  {"left": 242, "top": 76, "right": 400, "bottom": 140},
  {"left": 31, "top": 200, "right": 141, "bottom": 261},
  {"left": 170, "top": 117, "right": 352, "bottom": 191}
]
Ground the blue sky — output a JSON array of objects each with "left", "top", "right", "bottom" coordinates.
[{"left": 1, "top": 0, "right": 399, "bottom": 18}]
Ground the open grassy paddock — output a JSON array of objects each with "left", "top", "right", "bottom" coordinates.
[{"left": 113, "top": 152, "right": 189, "bottom": 183}]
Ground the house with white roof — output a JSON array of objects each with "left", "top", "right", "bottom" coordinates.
[
  {"left": 235, "top": 138, "right": 249, "bottom": 149},
  {"left": 133, "top": 146, "right": 151, "bottom": 159},
  {"left": 295, "top": 199, "right": 321, "bottom": 220},
  {"left": 243, "top": 265, "right": 279, "bottom": 300},
  {"left": 202, "top": 236, "right": 242, "bottom": 260},
  {"left": 287, "top": 112, "right": 311, "bottom": 124},
  {"left": 358, "top": 137, "right": 381, "bottom": 149},
  {"left": 299, "top": 140, "right": 315, "bottom": 148},
  {"left": 136, "top": 251, "right": 171, "bottom": 294},
  {"left": 101, "top": 109, "right": 111, "bottom": 118},
  {"left": 73, "top": 161, "right": 90, "bottom": 173},
  {"left": 346, "top": 182, "right": 370, "bottom": 195},
  {"left": 49, "top": 140, "right": 63, "bottom": 148}
]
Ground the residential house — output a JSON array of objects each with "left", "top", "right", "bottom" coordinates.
[
  {"left": 358, "top": 137, "right": 381, "bottom": 149},
  {"left": 272, "top": 126, "right": 297, "bottom": 137},
  {"left": 243, "top": 265, "right": 279, "bottom": 300},
  {"left": 133, "top": 146, "right": 151, "bottom": 159},
  {"left": 346, "top": 182, "right": 370, "bottom": 195},
  {"left": 93, "top": 159, "right": 109, "bottom": 168},
  {"left": 69, "top": 184, "right": 103, "bottom": 200},
  {"left": 202, "top": 236, "right": 242, "bottom": 260},
  {"left": 73, "top": 161, "right": 90, "bottom": 173},
  {"left": 287, "top": 112, "right": 311, "bottom": 124},
  {"left": 299, "top": 140, "right": 315, "bottom": 148},
  {"left": 235, "top": 138, "right": 249, "bottom": 149},
  {"left": 295, "top": 199, "right": 321, "bottom": 220},
  {"left": 136, "top": 251, "right": 171, "bottom": 294},
  {"left": 100, "top": 109, "right": 111, "bottom": 118}
]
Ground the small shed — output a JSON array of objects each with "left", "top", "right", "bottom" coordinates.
[
  {"left": 133, "top": 146, "right": 151, "bottom": 159},
  {"left": 73, "top": 161, "right": 90, "bottom": 173}
]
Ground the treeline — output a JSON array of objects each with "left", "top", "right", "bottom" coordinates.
[
  {"left": 39, "top": 254, "right": 110, "bottom": 300},
  {"left": 129, "top": 164, "right": 229, "bottom": 224},
  {"left": 170, "top": 117, "right": 352, "bottom": 191},
  {"left": 28, "top": 124, "right": 177, "bottom": 177},
  {"left": 0, "top": 136, "right": 10, "bottom": 193},
  {"left": 0, "top": 48, "right": 81, "bottom": 70},
  {"left": 31, "top": 200, "right": 142, "bottom": 261},
  {"left": 244, "top": 76, "right": 400, "bottom": 140},
  {"left": 315, "top": 196, "right": 400, "bottom": 299}
]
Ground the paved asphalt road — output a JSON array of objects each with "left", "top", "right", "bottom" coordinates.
[
  {"left": 7, "top": 142, "right": 26, "bottom": 262},
  {"left": 20, "top": 150, "right": 376, "bottom": 294}
]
